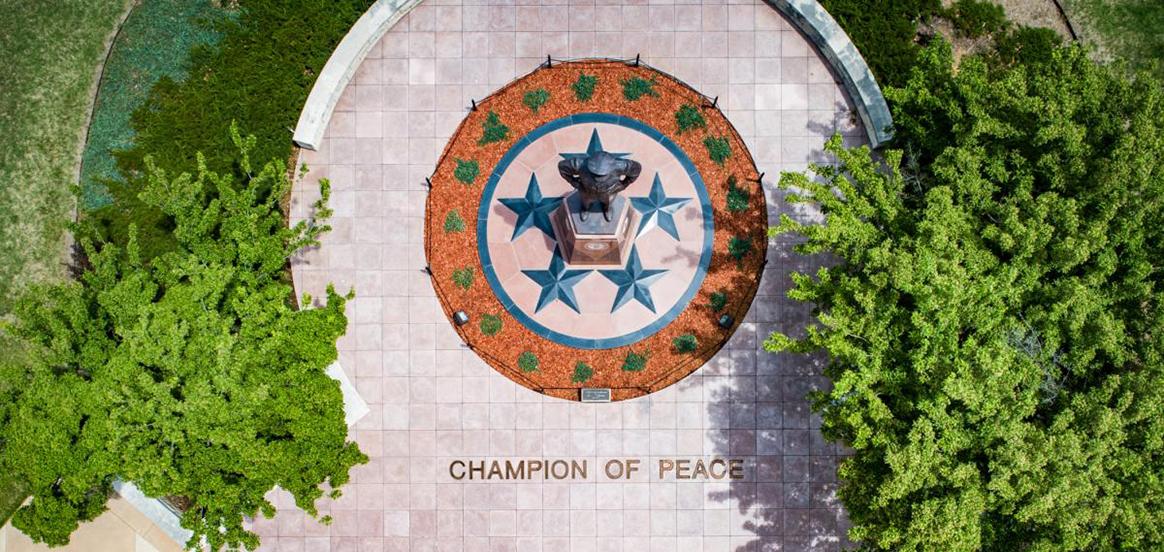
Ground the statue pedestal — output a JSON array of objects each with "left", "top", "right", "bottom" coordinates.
[{"left": 552, "top": 192, "right": 639, "bottom": 266}]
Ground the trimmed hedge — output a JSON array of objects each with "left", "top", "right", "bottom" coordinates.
[
  {"left": 80, "top": 0, "right": 230, "bottom": 210},
  {"left": 819, "top": 0, "right": 942, "bottom": 88},
  {"left": 90, "top": 0, "right": 375, "bottom": 260}
]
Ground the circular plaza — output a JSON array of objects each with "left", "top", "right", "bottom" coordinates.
[{"left": 283, "top": 0, "right": 865, "bottom": 549}]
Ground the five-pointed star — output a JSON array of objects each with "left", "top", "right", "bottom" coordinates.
[
  {"left": 630, "top": 174, "right": 692, "bottom": 240},
  {"left": 600, "top": 246, "right": 669, "bottom": 313},
  {"left": 498, "top": 174, "right": 563, "bottom": 240},
  {"left": 522, "top": 247, "right": 593, "bottom": 313},
  {"left": 558, "top": 128, "right": 630, "bottom": 161}
]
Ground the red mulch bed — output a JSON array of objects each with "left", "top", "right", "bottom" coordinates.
[{"left": 425, "top": 60, "right": 766, "bottom": 401}]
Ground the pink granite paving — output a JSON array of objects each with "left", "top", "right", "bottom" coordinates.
[{"left": 281, "top": 0, "right": 865, "bottom": 550}]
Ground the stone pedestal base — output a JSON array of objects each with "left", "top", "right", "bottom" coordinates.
[{"left": 552, "top": 192, "right": 639, "bottom": 266}]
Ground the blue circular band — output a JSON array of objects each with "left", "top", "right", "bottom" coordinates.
[{"left": 476, "top": 113, "right": 714, "bottom": 349}]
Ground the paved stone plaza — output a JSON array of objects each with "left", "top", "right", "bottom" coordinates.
[{"left": 278, "top": 0, "right": 864, "bottom": 550}]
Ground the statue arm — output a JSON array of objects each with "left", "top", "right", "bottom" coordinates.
[
  {"left": 610, "top": 160, "right": 643, "bottom": 194},
  {"left": 558, "top": 158, "right": 585, "bottom": 190},
  {"left": 624, "top": 160, "right": 642, "bottom": 184}
]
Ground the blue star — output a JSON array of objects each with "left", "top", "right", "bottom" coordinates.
[
  {"left": 600, "top": 246, "right": 668, "bottom": 313},
  {"left": 630, "top": 174, "right": 691, "bottom": 240},
  {"left": 522, "top": 247, "right": 592, "bottom": 313},
  {"left": 498, "top": 174, "right": 563, "bottom": 240},
  {"left": 559, "top": 128, "right": 630, "bottom": 161}
]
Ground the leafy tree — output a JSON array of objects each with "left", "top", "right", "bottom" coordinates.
[
  {"left": 0, "top": 127, "right": 366, "bottom": 550},
  {"left": 768, "top": 41, "right": 1164, "bottom": 551}
]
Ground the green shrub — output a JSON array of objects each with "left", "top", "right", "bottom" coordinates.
[
  {"left": 92, "top": 0, "right": 374, "bottom": 260},
  {"left": 452, "top": 268, "right": 474, "bottom": 290},
  {"left": 621, "top": 350, "right": 648, "bottom": 372},
  {"left": 728, "top": 235, "right": 753, "bottom": 265},
  {"left": 704, "top": 136, "right": 732, "bottom": 165},
  {"left": 480, "top": 314, "right": 502, "bottom": 336},
  {"left": 710, "top": 291, "right": 728, "bottom": 312},
  {"left": 443, "top": 210, "right": 465, "bottom": 233},
  {"left": 726, "top": 177, "right": 750, "bottom": 212},
  {"left": 819, "top": 0, "right": 942, "bottom": 87},
  {"left": 523, "top": 88, "right": 550, "bottom": 113},
  {"left": 572, "top": 73, "right": 598, "bottom": 101},
  {"left": 621, "top": 76, "right": 658, "bottom": 101},
  {"left": 672, "top": 334, "right": 698, "bottom": 353},
  {"left": 454, "top": 158, "right": 479, "bottom": 184},
  {"left": 3, "top": 131, "right": 366, "bottom": 551},
  {"left": 518, "top": 351, "right": 539, "bottom": 372},
  {"left": 991, "top": 25, "right": 1062, "bottom": 67},
  {"left": 571, "top": 362, "right": 594, "bottom": 383},
  {"left": 479, "top": 111, "right": 510, "bottom": 145},
  {"left": 947, "top": 0, "right": 1008, "bottom": 38},
  {"left": 675, "top": 104, "right": 706, "bottom": 134}
]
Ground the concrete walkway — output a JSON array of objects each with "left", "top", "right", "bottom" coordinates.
[{"left": 1, "top": 497, "right": 182, "bottom": 552}]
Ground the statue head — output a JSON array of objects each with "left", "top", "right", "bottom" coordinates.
[{"left": 558, "top": 150, "right": 642, "bottom": 222}]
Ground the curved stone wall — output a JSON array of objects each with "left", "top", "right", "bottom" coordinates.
[
  {"left": 293, "top": 0, "right": 423, "bottom": 150},
  {"left": 293, "top": 0, "right": 894, "bottom": 151},
  {"left": 763, "top": 0, "right": 893, "bottom": 146}
]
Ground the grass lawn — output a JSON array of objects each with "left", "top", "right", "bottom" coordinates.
[
  {"left": 80, "top": 0, "right": 230, "bottom": 210},
  {"left": 0, "top": 0, "right": 132, "bottom": 313},
  {"left": 1065, "top": 0, "right": 1164, "bottom": 76}
]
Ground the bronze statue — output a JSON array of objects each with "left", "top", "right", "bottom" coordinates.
[{"left": 558, "top": 151, "right": 642, "bottom": 222}]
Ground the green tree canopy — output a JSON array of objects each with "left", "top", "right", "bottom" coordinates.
[
  {"left": 768, "top": 40, "right": 1163, "bottom": 551},
  {"left": 0, "top": 127, "right": 365, "bottom": 550}
]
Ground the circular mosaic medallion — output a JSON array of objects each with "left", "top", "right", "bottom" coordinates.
[
  {"left": 425, "top": 60, "right": 767, "bottom": 401},
  {"left": 479, "top": 115, "right": 713, "bottom": 348}
]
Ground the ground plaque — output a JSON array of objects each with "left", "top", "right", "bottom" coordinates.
[{"left": 579, "top": 388, "right": 612, "bottom": 403}]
